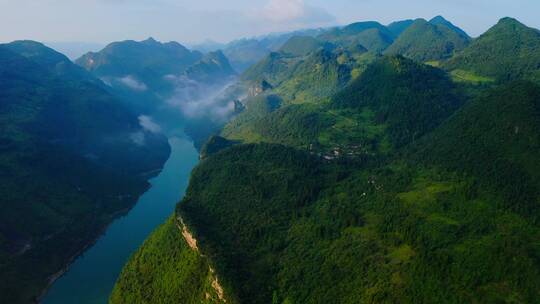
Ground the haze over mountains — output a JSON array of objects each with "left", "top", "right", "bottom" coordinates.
[
  {"left": 1, "top": 11, "right": 540, "bottom": 304},
  {"left": 0, "top": 40, "right": 170, "bottom": 303}
]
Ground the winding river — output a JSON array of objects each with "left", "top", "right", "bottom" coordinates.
[{"left": 42, "top": 135, "right": 199, "bottom": 304}]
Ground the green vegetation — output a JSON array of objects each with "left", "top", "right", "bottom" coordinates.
[
  {"left": 450, "top": 69, "right": 496, "bottom": 84},
  {"left": 172, "top": 140, "right": 540, "bottom": 303},
  {"left": 444, "top": 18, "right": 540, "bottom": 82},
  {"left": 274, "top": 49, "right": 352, "bottom": 104},
  {"left": 279, "top": 36, "right": 327, "bottom": 57},
  {"left": 319, "top": 21, "right": 395, "bottom": 52},
  {"left": 241, "top": 52, "right": 296, "bottom": 85},
  {"left": 384, "top": 18, "right": 470, "bottom": 62},
  {"left": 76, "top": 38, "right": 236, "bottom": 122},
  {"left": 110, "top": 217, "right": 223, "bottom": 304},
  {"left": 387, "top": 19, "right": 414, "bottom": 37},
  {"left": 76, "top": 37, "right": 202, "bottom": 83},
  {"left": 185, "top": 50, "right": 236, "bottom": 83},
  {"left": 200, "top": 136, "right": 239, "bottom": 159},
  {"left": 411, "top": 81, "right": 540, "bottom": 218},
  {"left": 112, "top": 17, "right": 540, "bottom": 304},
  {"left": 223, "top": 29, "right": 325, "bottom": 72},
  {"left": 0, "top": 41, "right": 170, "bottom": 303},
  {"left": 429, "top": 16, "right": 470, "bottom": 39},
  {"left": 333, "top": 56, "right": 463, "bottom": 147}
]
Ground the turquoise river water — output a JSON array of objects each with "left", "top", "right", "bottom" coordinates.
[{"left": 42, "top": 135, "right": 199, "bottom": 304}]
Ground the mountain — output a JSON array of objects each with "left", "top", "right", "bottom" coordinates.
[
  {"left": 384, "top": 18, "right": 471, "bottom": 62},
  {"left": 387, "top": 19, "right": 414, "bottom": 36},
  {"left": 112, "top": 17, "right": 540, "bottom": 304},
  {"left": 185, "top": 50, "right": 236, "bottom": 83},
  {"left": 429, "top": 15, "right": 470, "bottom": 39},
  {"left": 224, "top": 55, "right": 461, "bottom": 156},
  {"left": 115, "top": 81, "right": 540, "bottom": 303},
  {"left": 444, "top": 18, "right": 540, "bottom": 82},
  {"left": 75, "top": 38, "right": 204, "bottom": 113},
  {"left": 76, "top": 38, "right": 242, "bottom": 149},
  {"left": 412, "top": 80, "right": 540, "bottom": 211},
  {"left": 333, "top": 55, "right": 463, "bottom": 147},
  {"left": 0, "top": 41, "right": 170, "bottom": 303},
  {"left": 319, "top": 21, "right": 395, "bottom": 52},
  {"left": 275, "top": 49, "right": 352, "bottom": 103},
  {"left": 333, "top": 21, "right": 394, "bottom": 38},
  {"left": 223, "top": 29, "right": 326, "bottom": 72},
  {"left": 77, "top": 37, "right": 202, "bottom": 82},
  {"left": 279, "top": 36, "right": 328, "bottom": 57},
  {"left": 241, "top": 51, "right": 294, "bottom": 85}
]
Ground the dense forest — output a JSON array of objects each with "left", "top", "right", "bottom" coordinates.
[
  {"left": 105, "top": 15, "right": 540, "bottom": 304},
  {"left": 111, "top": 17, "right": 540, "bottom": 304},
  {"left": 0, "top": 41, "right": 171, "bottom": 303}
]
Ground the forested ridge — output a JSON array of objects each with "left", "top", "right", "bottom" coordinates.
[
  {"left": 112, "top": 16, "right": 540, "bottom": 304},
  {"left": 0, "top": 41, "right": 171, "bottom": 303}
]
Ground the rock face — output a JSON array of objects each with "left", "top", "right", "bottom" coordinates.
[{"left": 248, "top": 79, "right": 273, "bottom": 97}]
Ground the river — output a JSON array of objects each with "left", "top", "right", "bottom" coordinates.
[{"left": 42, "top": 135, "right": 199, "bottom": 304}]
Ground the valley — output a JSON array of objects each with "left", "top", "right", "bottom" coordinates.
[{"left": 0, "top": 7, "right": 539, "bottom": 304}]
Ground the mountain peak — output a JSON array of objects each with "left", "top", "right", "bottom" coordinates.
[
  {"left": 443, "top": 17, "right": 540, "bottom": 81},
  {"left": 430, "top": 15, "right": 448, "bottom": 23},
  {"left": 429, "top": 15, "right": 470, "bottom": 38},
  {"left": 2, "top": 40, "right": 72, "bottom": 68},
  {"left": 384, "top": 17, "right": 470, "bottom": 61},
  {"left": 495, "top": 17, "right": 527, "bottom": 29},
  {"left": 142, "top": 37, "right": 160, "bottom": 45}
]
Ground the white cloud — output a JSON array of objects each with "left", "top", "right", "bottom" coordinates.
[
  {"left": 164, "top": 75, "right": 237, "bottom": 122},
  {"left": 138, "top": 115, "right": 162, "bottom": 133},
  {"left": 118, "top": 75, "right": 148, "bottom": 91}
]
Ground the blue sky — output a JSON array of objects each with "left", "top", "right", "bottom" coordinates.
[{"left": 0, "top": 0, "right": 539, "bottom": 44}]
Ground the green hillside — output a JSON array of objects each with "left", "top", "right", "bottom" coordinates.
[
  {"left": 319, "top": 21, "right": 395, "bottom": 52},
  {"left": 275, "top": 49, "right": 352, "bottom": 103},
  {"left": 241, "top": 52, "right": 296, "bottom": 85},
  {"left": 223, "top": 29, "right": 326, "bottom": 72},
  {"left": 227, "top": 56, "right": 461, "bottom": 152},
  {"left": 333, "top": 56, "right": 463, "bottom": 147},
  {"left": 0, "top": 41, "right": 170, "bottom": 303},
  {"left": 444, "top": 18, "right": 540, "bottom": 82},
  {"left": 387, "top": 19, "right": 414, "bottom": 37},
  {"left": 110, "top": 217, "right": 225, "bottom": 304},
  {"left": 112, "top": 17, "right": 540, "bottom": 304},
  {"left": 412, "top": 81, "right": 540, "bottom": 216},
  {"left": 76, "top": 37, "right": 202, "bottom": 81},
  {"left": 429, "top": 15, "right": 470, "bottom": 39},
  {"left": 279, "top": 36, "right": 327, "bottom": 57},
  {"left": 385, "top": 18, "right": 470, "bottom": 62}
]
